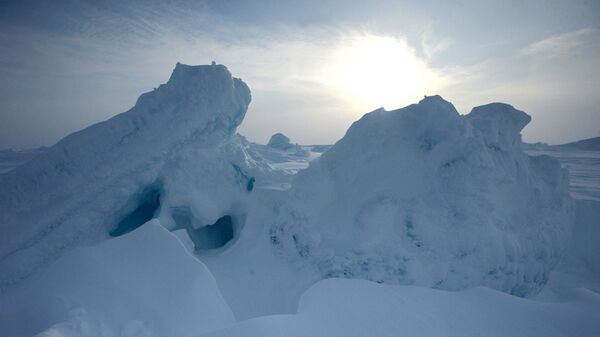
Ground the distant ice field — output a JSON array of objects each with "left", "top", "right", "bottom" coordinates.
[{"left": 524, "top": 146, "right": 600, "bottom": 202}]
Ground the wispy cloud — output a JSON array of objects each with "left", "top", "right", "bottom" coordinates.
[
  {"left": 521, "top": 28, "right": 595, "bottom": 59},
  {"left": 419, "top": 22, "right": 453, "bottom": 61}
]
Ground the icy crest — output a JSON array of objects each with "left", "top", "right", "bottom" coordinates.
[
  {"left": 467, "top": 102, "right": 531, "bottom": 150},
  {"left": 272, "top": 95, "right": 574, "bottom": 296},
  {"left": 0, "top": 63, "right": 255, "bottom": 288}
]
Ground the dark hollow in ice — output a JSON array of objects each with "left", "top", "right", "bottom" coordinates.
[
  {"left": 188, "top": 215, "right": 234, "bottom": 251},
  {"left": 232, "top": 163, "right": 255, "bottom": 192},
  {"left": 172, "top": 208, "right": 236, "bottom": 251},
  {"left": 110, "top": 188, "right": 161, "bottom": 237},
  {"left": 247, "top": 177, "right": 255, "bottom": 192}
]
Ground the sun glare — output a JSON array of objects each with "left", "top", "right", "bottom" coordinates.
[{"left": 325, "top": 34, "right": 445, "bottom": 111}]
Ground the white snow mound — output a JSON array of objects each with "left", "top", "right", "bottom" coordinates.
[
  {"left": 271, "top": 95, "right": 574, "bottom": 296},
  {"left": 199, "top": 278, "right": 600, "bottom": 337},
  {"left": 0, "top": 220, "right": 235, "bottom": 337}
]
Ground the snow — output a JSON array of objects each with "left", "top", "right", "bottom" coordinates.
[
  {"left": 536, "top": 194, "right": 600, "bottom": 301},
  {"left": 0, "top": 220, "right": 234, "bottom": 337},
  {"left": 523, "top": 142, "right": 600, "bottom": 299},
  {"left": 243, "top": 134, "right": 324, "bottom": 191},
  {"left": 200, "top": 278, "right": 600, "bottom": 337},
  {"left": 0, "top": 64, "right": 598, "bottom": 336},
  {"left": 250, "top": 144, "right": 320, "bottom": 176},
  {"left": 0, "top": 147, "right": 46, "bottom": 174},
  {"left": 271, "top": 95, "right": 574, "bottom": 296}
]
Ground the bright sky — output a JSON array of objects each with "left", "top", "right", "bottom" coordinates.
[{"left": 0, "top": 0, "right": 599, "bottom": 148}]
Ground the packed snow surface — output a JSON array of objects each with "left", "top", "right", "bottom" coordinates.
[
  {"left": 200, "top": 278, "right": 600, "bottom": 337},
  {"left": 0, "top": 64, "right": 597, "bottom": 336},
  {"left": 0, "top": 221, "right": 234, "bottom": 337},
  {"left": 4, "top": 221, "right": 597, "bottom": 337}
]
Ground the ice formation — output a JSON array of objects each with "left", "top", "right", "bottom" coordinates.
[
  {"left": 271, "top": 95, "right": 574, "bottom": 296},
  {"left": 0, "top": 147, "right": 46, "bottom": 174},
  {"left": 267, "top": 133, "right": 293, "bottom": 150},
  {"left": 0, "top": 63, "right": 257, "bottom": 288},
  {"left": 1, "top": 62, "right": 595, "bottom": 336}
]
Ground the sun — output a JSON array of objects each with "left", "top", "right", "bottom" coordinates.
[{"left": 325, "top": 34, "right": 444, "bottom": 111}]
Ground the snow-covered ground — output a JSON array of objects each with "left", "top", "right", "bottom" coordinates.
[
  {"left": 1, "top": 64, "right": 598, "bottom": 336},
  {"left": 200, "top": 279, "right": 600, "bottom": 337},
  {"left": 1, "top": 222, "right": 235, "bottom": 337}
]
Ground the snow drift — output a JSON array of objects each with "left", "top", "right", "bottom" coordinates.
[
  {"left": 0, "top": 63, "right": 257, "bottom": 289},
  {"left": 271, "top": 95, "right": 574, "bottom": 296},
  {"left": 0, "top": 61, "right": 595, "bottom": 336},
  {"left": 0, "top": 221, "right": 235, "bottom": 337},
  {"left": 199, "top": 278, "right": 600, "bottom": 337}
]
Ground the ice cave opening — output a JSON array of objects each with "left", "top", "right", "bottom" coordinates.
[
  {"left": 188, "top": 215, "right": 235, "bottom": 251},
  {"left": 171, "top": 208, "right": 236, "bottom": 251},
  {"left": 110, "top": 188, "right": 161, "bottom": 237}
]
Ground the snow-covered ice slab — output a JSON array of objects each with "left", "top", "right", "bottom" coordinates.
[
  {"left": 523, "top": 143, "right": 600, "bottom": 297},
  {"left": 0, "top": 148, "right": 46, "bottom": 174},
  {"left": 199, "top": 278, "right": 600, "bottom": 337},
  {"left": 0, "top": 221, "right": 235, "bottom": 337},
  {"left": 271, "top": 95, "right": 575, "bottom": 296},
  {"left": 0, "top": 63, "right": 261, "bottom": 289}
]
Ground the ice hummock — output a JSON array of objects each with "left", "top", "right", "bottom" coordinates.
[
  {"left": 0, "top": 147, "right": 47, "bottom": 174},
  {"left": 267, "top": 133, "right": 294, "bottom": 150},
  {"left": 271, "top": 95, "right": 574, "bottom": 296},
  {"left": 0, "top": 63, "right": 258, "bottom": 288},
  {"left": 247, "top": 133, "right": 320, "bottom": 187}
]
